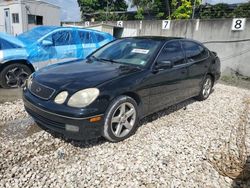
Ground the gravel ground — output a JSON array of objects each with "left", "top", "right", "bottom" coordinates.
[{"left": 0, "top": 83, "right": 250, "bottom": 188}]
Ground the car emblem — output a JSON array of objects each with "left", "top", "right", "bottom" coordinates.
[{"left": 36, "top": 87, "right": 42, "bottom": 93}]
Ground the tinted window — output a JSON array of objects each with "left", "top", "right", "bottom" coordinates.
[
  {"left": 157, "top": 41, "right": 185, "bottom": 66},
  {"left": 52, "top": 31, "right": 73, "bottom": 46},
  {"left": 182, "top": 41, "right": 209, "bottom": 62},
  {"left": 79, "top": 31, "right": 95, "bottom": 44}
]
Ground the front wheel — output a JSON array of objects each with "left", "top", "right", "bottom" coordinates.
[
  {"left": 195, "top": 75, "right": 213, "bottom": 101},
  {"left": 0, "top": 63, "right": 32, "bottom": 89},
  {"left": 103, "top": 96, "right": 139, "bottom": 142}
]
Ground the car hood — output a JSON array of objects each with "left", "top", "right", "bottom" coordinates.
[
  {"left": 0, "top": 32, "right": 25, "bottom": 48},
  {"left": 33, "top": 59, "right": 143, "bottom": 91}
]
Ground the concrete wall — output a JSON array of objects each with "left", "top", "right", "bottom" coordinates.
[{"left": 107, "top": 19, "right": 250, "bottom": 77}]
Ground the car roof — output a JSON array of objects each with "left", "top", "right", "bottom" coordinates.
[
  {"left": 34, "top": 26, "right": 112, "bottom": 36},
  {"left": 124, "top": 36, "right": 184, "bottom": 41}
]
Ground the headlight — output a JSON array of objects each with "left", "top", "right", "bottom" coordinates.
[
  {"left": 54, "top": 91, "right": 68, "bottom": 104},
  {"left": 68, "top": 88, "right": 99, "bottom": 108}
]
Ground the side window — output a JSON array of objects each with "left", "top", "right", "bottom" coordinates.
[
  {"left": 78, "top": 31, "right": 85, "bottom": 43},
  {"left": 182, "top": 41, "right": 209, "bottom": 62},
  {"left": 157, "top": 41, "right": 185, "bottom": 66},
  {"left": 52, "top": 31, "right": 73, "bottom": 46},
  {"left": 78, "top": 31, "right": 94, "bottom": 44},
  {"left": 85, "top": 32, "right": 94, "bottom": 44}
]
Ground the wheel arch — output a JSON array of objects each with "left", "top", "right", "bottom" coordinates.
[
  {"left": 0, "top": 59, "right": 35, "bottom": 73},
  {"left": 121, "top": 91, "right": 141, "bottom": 106},
  {"left": 207, "top": 72, "right": 215, "bottom": 86}
]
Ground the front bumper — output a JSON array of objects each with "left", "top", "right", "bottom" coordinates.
[{"left": 23, "top": 95, "right": 104, "bottom": 140}]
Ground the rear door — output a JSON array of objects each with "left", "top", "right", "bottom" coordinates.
[
  {"left": 181, "top": 40, "right": 210, "bottom": 96},
  {"left": 145, "top": 40, "right": 188, "bottom": 113},
  {"left": 79, "top": 31, "right": 97, "bottom": 58}
]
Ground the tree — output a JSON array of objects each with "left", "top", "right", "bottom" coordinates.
[
  {"left": 199, "top": 3, "right": 231, "bottom": 19},
  {"left": 170, "top": 0, "right": 201, "bottom": 19},
  {"left": 77, "top": 0, "right": 128, "bottom": 21},
  {"left": 171, "top": 0, "right": 193, "bottom": 19},
  {"left": 132, "top": 0, "right": 169, "bottom": 20},
  {"left": 199, "top": 1, "right": 250, "bottom": 19},
  {"left": 232, "top": 2, "right": 250, "bottom": 18}
]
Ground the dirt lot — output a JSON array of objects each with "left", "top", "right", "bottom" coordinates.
[{"left": 0, "top": 83, "right": 250, "bottom": 188}]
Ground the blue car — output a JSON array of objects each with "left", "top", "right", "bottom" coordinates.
[{"left": 0, "top": 26, "right": 114, "bottom": 88}]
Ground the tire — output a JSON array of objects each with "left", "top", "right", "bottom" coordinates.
[
  {"left": 103, "top": 96, "right": 139, "bottom": 142},
  {"left": 195, "top": 75, "right": 213, "bottom": 101},
  {"left": 0, "top": 63, "right": 32, "bottom": 89}
]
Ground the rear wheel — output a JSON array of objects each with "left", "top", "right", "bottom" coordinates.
[
  {"left": 196, "top": 75, "right": 213, "bottom": 101},
  {"left": 0, "top": 63, "right": 32, "bottom": 89},
  {"left": 103, "top": 96, "right": 139, "bottom": 142}
]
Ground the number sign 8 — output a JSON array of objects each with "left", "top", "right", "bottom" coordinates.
[{"left": 232, "top": 18, "right": 246, "bottom": 31}]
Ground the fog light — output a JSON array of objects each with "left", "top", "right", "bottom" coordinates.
[{"left": 65, "top": 125, "right": 79, "bottom": 132}]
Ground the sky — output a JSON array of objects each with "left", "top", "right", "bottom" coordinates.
[{"left": 43, "top": 0, "right": 249, "bottom": 22}]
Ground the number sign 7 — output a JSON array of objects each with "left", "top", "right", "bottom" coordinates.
[
  {"left": 231, "top": 18, "right": 246, "bottom": 31},
  {"left": 162, "top": 20, "right": 171, "bottom": 30}
]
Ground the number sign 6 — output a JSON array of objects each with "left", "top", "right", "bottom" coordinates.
[
  {"left": 162, "top": 20, "right": 171, "bottom": 30},
  {"left": 231, "top": 18, "right": 246, "bottom": 31}
]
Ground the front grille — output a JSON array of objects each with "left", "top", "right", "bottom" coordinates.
[
  {"left": 26, "top": 108, "right": 65, "bottom": 130},
  {"left": 29, "top": 81, "right": 55, "bottom": 100}
]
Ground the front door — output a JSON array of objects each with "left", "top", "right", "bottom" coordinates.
[
  {"left": 144, "top": 40, "right": 188, "bottom": 113},
  {"left": 4, "top": 9, "right": 11, "bottom": 34},
  {"left": 52, "top": 30, "right": 78, "bottom": 63}
]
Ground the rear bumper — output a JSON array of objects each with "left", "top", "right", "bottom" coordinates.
[{"left": 23, "top": 95, "right": 104, "bottom": 140}]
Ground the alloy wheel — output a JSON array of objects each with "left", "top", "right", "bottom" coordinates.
[
  {"left": 5, "top": 67, "right": 29, "bottom": 88},
  {"left": 111, "top": 102, "right": 137, "bottom": 138},
  {"left": 202, "top": 78, "right": 212, "bottom": 98}
]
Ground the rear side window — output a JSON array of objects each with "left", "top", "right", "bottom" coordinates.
[
  {"left": 79, "top": 31, "right": 95, "bottom": 44},
  {"left": 182, "top": 41, "right": 209, "bottom": 62},
  {"left": 157, "top": 41, "right": 185, "bottom": 66},
  {"left": 52, "top": 31, "right": 74, "bottom": 46}
]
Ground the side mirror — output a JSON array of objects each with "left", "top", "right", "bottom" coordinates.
[
  {"left": 155, "top": 60, "right": 173, "bottom": 70},
  {"left": 41, "top": 40, "right": 53, "bottom": 46}
]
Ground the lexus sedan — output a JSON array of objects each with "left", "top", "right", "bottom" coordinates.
[
  {"left": 0, "top": 26, "right": 113, "bottom": 88},
  {"left": 23, "top": 37, "right": 221, "bottom": 142}
]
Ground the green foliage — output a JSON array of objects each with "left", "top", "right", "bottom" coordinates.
[
  {"left": 200, "top": 3, "right": 231, "bottom": 19},
  {"left": 200, "top": 2, "right": 250, "bottom": 19},
  {"left": 171, "top": 0, "right": 193, "bottom": 19},
  {"left": 77, "top": 0, "right": 128, "bottom": 21},
  {"left": 232, "top": 2, "right": 250, "bottom": 18},
  {"left": 132, "top": 0, "right": 167, "bottom": 20},
  {"left": 135, "top": 8, "right": 144, "bottom": 20}
]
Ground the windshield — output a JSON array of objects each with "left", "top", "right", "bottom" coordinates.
[
  {"left": 91, "top": 38, "right": 162, "bottom": 67},
  {"left": 17, "top": 27, "right": 57, "bottom": 45}
]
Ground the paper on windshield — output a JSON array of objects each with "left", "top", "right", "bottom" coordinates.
[{"left": 132, "top": 48, "right": 149, "bottom": 54}]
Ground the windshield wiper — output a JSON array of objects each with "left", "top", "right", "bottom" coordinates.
[{"left": 99, "top": 58, "right": 119, "bottom": 64}]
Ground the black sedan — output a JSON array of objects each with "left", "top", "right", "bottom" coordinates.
[{"left": 23, "top": 37, "right": 221, "bottom": 142}]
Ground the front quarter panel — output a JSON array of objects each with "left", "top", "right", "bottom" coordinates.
[
  {"left": 97, "top": 69, "right": 151, "bottom": 118},
  {"left": 0, "top": 48, "right": 28, "bottom": 64}
]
